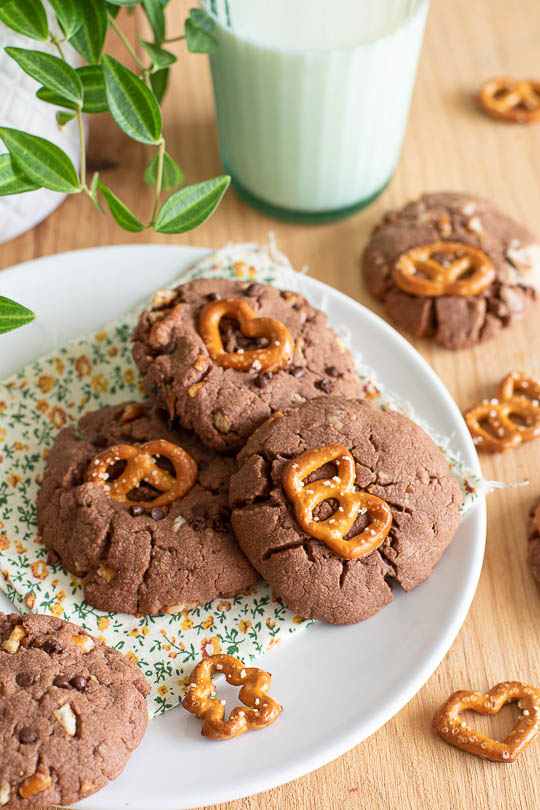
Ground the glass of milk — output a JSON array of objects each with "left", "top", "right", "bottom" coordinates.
[{"left": 202, "top": 0, "right": 429, "bottom": 222}]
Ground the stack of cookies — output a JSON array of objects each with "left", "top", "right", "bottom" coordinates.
[{"left": 37, "top": 276, "right": 463, "bottom": 625}]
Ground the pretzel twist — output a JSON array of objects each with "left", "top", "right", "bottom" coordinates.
[
  {"left": 182, "top": 653, "right": 282, "bottom": 740},
  {"left": 392, "top": 241, "right": 495, "bottom": 298},
  {"left": 477, "top": 78, "right": 540, "bottom": 123},
  {"left": 86, "top": 439, "right": 197, "bottom": 507},
  {"left": 433, "top": 681, "right": 540, "bottom": 762},
  {"left": 198, "top": 298, "right": 293, "bottom": 372},
  {"left": 282, "top": 444, "right": 392, "bottom": 560},
  {"left": 464, "top": 371, "right": 540, "bottom": 453}
]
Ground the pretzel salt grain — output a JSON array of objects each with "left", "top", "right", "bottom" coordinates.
[
  {"left": 433, "top": 681, "right": 540, "bottom": 762},
  {"left": 477, "top": 78, "right": 540, "bottom": 124},
  {"left": 182, "top": 653, "right": 282, "bottom": 740},
  {"left": 464, "top": 371, "right": 540, "bottom": 453},
  {"left": 392, "top": 241, "right": 495, "bottom": 298},
  {"left": 198, "top": 298, "right": 293, "bottom": 372},
  {"left": 86, "top": 439, "right": 197, "bottom": 508},
  {"left": 282, "top": 444, "right": 392, "bottom": 560}
]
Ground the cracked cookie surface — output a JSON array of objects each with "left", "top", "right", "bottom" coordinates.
[
  {"left": 0, "top": 612, "right": 149, "bottom": 808},
  {"left": 132, "top": 278, "right": 364, "bottom": 452},
  {"left": 37, "top": 402, "right": 257, "bottom": 615},
  {"left": 230, "top": 397, "right": 463, "bottom": 624},
  {"left": 527, "top": 496, "right": 540, "bottom": 583},
  {"left": 362, "top": 192, "right": 540, "bottom": 349}
]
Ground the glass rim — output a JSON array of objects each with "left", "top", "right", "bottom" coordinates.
[{"left": 200, "top": 0, "right": 429, "bottom": 57}]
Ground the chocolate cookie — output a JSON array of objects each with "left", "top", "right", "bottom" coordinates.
[
  {"left": 0, "top": 612, "right": 149, "bottom": 807},
  {"left": 362, "top": 192, "right": 540, "bottom": 349},
  {"left": 37, "top": 402, "right": 257, "bottom": 615},
  {"left": 527, "top": 496, "right": 540, "bottom": 583},
  {"left": 132, "top": 278, "right": 364, "bottom": 452},
  {"left": 230, "top": 397, "right": 463, "bottom": 624}
]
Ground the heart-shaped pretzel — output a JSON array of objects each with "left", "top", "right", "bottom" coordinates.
[
  {"left": 477, "top": 78, "right": 540, "bottom": 124},
  {"left": 182, "top": 653, "right": 282, "bottom": 740},
  {"left": 464, "top": 371, "right": 540, "bottom": 453},
  {"left": 281, "top": 444, "right": 392, "bottom": 560},
  {"left": 198, "top": 298, "right": 293, "bottom": 372},
  {"left": 433, "top": 681, "right": 540, "bottom": 762},
  {"left": 85, "top": 439, "right": 197, "bottom": 508},
  {"left": 392, "top": 241, "right": 495, "bottom": 298}
]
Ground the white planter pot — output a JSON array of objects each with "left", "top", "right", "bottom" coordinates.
[{"left": 0, "top": 15, "right": 84, "bottom": 244}]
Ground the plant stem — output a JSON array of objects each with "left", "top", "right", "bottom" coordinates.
[
  {"left": 50, "top": 36, "right": 86, "bottom": 191},
  {"left": 50, "top": 37, "right": 65, "bottom": 60},
  {"left": 163, "top": 35, "right": 185, "bottom": 43},
  {"left": 107, "top": 11, "right": 152, "bottom": 87},
  {"left": 76, "top": 110, "right": 86, "bottom": 188},
  {"left": 150, "top": 137, "right": 166, "bottom": 225}
]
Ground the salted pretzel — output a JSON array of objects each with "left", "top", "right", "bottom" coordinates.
[
  {"left": 433, "top": 681, "right": 540, "bottom": 762},
  {"left": 392, "top": 241, "right": 495, "bottom": 298},
  {"left": 198, "top": 298, "right": 293, "bottom": 372},
  {"left": 182, "top": 653, "right": 282, "bottom": 740},
  {"left": 281, "top": 444, "right": 392, "bottom": 560},
  {"left": 464, "top": 371, "right": 540, "bottom": 453},
  {"left": 86, "top": 439, "right": 197, "bottom": 507},
  {"left": 477, "top": 78, "right": 540, "bottom": 124}
]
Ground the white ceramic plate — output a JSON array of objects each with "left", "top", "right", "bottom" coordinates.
[{"left": 0, "top": 245, "right": 486, "bottom": 810}]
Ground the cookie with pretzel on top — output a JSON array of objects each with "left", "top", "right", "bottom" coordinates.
[
  {"left": 229, "top": 396, "right": 463, "bottom": 624},
  {"left": 131, "top": 277, "right": 364, "bottom": 452},
  {"left": 37, "top": 401, "right": 257, "bottom": 616},
  {"left": 362, "top": 192, "right": 540, "bottom": 349}
]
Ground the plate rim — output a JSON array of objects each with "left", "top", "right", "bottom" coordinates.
[{"left": 0, "top": 243, "right": 486, "bottom": 809}]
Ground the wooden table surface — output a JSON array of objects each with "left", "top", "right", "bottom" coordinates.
[{"left": 2, "top": 0, "right": 539, "bottom": 807}]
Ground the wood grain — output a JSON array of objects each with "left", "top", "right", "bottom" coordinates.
[{"left": 2, "top": 0, "right": 539, "bottom": 807}]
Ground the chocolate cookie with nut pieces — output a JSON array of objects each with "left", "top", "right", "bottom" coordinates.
[
  {"left": 230, "top": 397, "right": 463, "bottom": 624},
  {"left": 37, "top": 401, "right": 257, "bottom": 615},
  {"left": 0, "top": 612, "right": 149, "bottom": 808},
  {"left": 132, "top": 278, "right": 364, "bottom": 452},
  {"left": 362, "top": 192, "right": 540, "bottom": 349},
  {"left": 527, "top": 496, "right": 540, "bottom": 584}
]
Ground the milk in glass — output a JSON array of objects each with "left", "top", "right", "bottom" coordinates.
[{"left": 204, "top": 0, "right": 429, "bottom": 221}]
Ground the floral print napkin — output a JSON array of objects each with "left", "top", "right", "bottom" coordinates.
[{"left": 0, "top": 243, "right": 485, "bottom": 716}]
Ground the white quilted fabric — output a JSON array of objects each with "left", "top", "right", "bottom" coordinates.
[{"left": 0, "top": 12, "right": 83, "bottom": 245}]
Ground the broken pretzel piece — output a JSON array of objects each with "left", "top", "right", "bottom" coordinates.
[{"left": 182, "top": 653, "right": 282, "bottom": 740}]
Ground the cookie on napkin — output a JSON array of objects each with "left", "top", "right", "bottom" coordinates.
[
  {"left": 37, "top": 401, "right": 257, "bottom": 615},
  {"left": 230, "top": 396, "right": 463, "bottom": 624}
]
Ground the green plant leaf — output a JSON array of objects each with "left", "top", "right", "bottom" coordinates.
[
  {"left": 97, "top": 181, "right": 145, "bottom": 231},
  {"left": 56, "top": 110, "right": 77, "bottom": 128},
  {"left": 0, "top": 154, "right": 40, "bottom": 196},
  {"left": 47, "top": 0, "right": 83, "bottom": 38},
  {"left": 104, "top": 2, "right": 122, "bottom": 17},
  {"left": 36, "top": 65, "right": 108, "bottom": 114},
  {"left": 88, "top": 171, "right": 104, "bottom": 213},
  {"left": 154, "top": 176, "right": 229, "bottom": 233},
  {"left": 6, "top": 48, "right": 83, "bottom": 106},
  {"left": 190, "top": 7, "right": 215, "bottom": 33},
  {"left": 150, "top": 67, "right": 169, "bottom": 103},
  {"left": 78, "top": 65, "right": 108, "bottom": 112},
  {"left": 144, "top": 151, "right": 184, "bottom": 190},
  {"left": 138, "top": 38, "right": 177, "bottom": 69},
  {"left": 0, "top": 296, "right": 36, "bottom": 335},
  {"left": 105, "top": 0, "right": 140, "bottom": 5},
  {"left": 143, "top": 0, "right": 165, "bottom": 44},
  {"left": 0, "top": 0, "right": 48, "bottom": 41},
  {"left": 102, "top": 55, "right": 162, "bottom": 144},
  {"left": 69, "top": 0, "right": 108, "bottom": 64},
  {"left": 0, "top": 128, "right": 81, "bottom": 193},
  {"left": 185, "top": 18, "right": 217, "bottom": 54}
]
